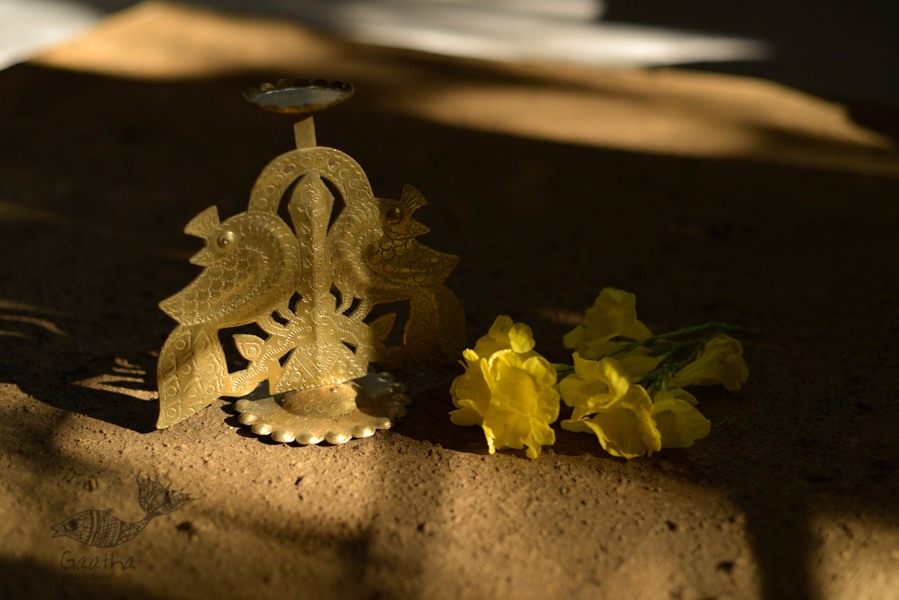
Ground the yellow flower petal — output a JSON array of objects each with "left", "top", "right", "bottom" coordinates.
[
  {"left": 507, "top": 323, "right": 537, "bottom": 354},
  {"left": 449, "top": 357, "right": 491, "bottom": 418},
  {"left": 614, "top": 346, "right": 665, "bottom": 380},
  {"left": 651, "top": 388, "right": 710, "bottom": 448},
  {"left": 559, "top": 354, "right": 631, "bottom": 419},
  {"left": 586, "top": 288, "right": 652, "bottom": 340},
  {"left": 484, "top": 405, "right": 556, "bottom": 459},
  {"left": 564, "top": 287, "right": 652, "bottom": 349},
  {"left": 663, "top": 387, "right": 699, "bottom": 406},
  {"left": 462, "top": 348, "right": 479, "bottom": 363},
  {"left": 562, "top": 384, "right": 661, "bottom": 459},
  {"left": 568, "top": 339, "right": 661, "bottom": 383},
  {"left": 559, "top": 355, "right": 609, "bottom": 408},
  {"left": 472, "top": 315, "right": 536, "bottom": 359},
  {"left": 561, "top": 325, "right": 585, "bottom": 351},
  {"left": 449, "top": 399, "right": 484, "bottom": 427},
  {"left": 668, "top": 334, "right": 748, "bottom": 391}
]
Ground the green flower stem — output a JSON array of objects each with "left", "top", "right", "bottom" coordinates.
[
  {"left": 552, "top": 321, "right": 752, "bottom": 391},
  {"left": 550, "top": 363, "right": 575, "bottom": 380},
  {"left": 553, "top": 367, "right": 574, "bottom": 379},
  {"left": 609, "top": 322, "right": 751, "bottom": 357},
  {"left": 636, "top": 365, "right": 676, "bottom": 394}
]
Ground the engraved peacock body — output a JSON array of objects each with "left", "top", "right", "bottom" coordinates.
[
  {"left": 370, "top": 185, "right": 459, "bottom": 294},
  {"left": 328, "top": 184, "right": 464, "bottom": 365},
  {"left": 156, "top": 206, "right": 302, "bottom": 428}
]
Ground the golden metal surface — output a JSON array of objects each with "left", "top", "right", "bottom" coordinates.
[
  {"left": 157, "top": 79, "right": 464, "bottom": 443},
  {"left": 234, "top": 372, "right": 411, "bottom": 445}
]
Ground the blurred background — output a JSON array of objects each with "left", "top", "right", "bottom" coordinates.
[{"left": 3, "top": 0, "right": 898, "bottom": 105}]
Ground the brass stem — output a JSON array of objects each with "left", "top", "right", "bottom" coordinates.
[{"left": 293, "top": 116, "right": 316, "bottom": 149}]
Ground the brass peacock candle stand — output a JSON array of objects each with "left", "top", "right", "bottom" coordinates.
[{"left": 155, "top": 79, "right": 464, "bottom": 445}]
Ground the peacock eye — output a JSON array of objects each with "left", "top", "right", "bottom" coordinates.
[
  {"left": 385, "top": 207, "right": 403, "bottom": 225},
  {"left": 217, "top": 231, "right": 235, "bottom": 248}
]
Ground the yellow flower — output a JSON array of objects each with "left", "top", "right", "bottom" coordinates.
[
  {"left": 450, "top": 315, "right": 542, "bottom": 427},
  {"left": 650, "top": 388, "right": 711, "bottom": 449},
  {"left": 558, "top": 353, "right": 629, "bottom": 420},
  {"left": 559, "top": 355, "right": 662, "bottom": 459},
  {"left": 471, "top": 314, "right": 536, "bottom": 358},
  {"left": 563, "top": 288, "right": 652, "bottom": 355},
  {"left": 482, "top": 353, "right": 560, "bottom": 458},
  {"left": 450, "top": 316, "right": 560, "bottom": 459},
  {"left": 562, "top": 384, "right": 662, "bottom": 459},
  {"left": 667, "top": 334, "right": 749, "bottom": 391},
  {"left": 562, "top": 288, "right": 660, "bottom": 379}
]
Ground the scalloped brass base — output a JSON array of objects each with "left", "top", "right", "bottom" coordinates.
[{"left": 234, "top": 372, "right": 410, "bottom": 445}]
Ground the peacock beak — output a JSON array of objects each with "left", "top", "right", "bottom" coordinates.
[
  {"left": 405, "top": 219, "right": 430, "bottom": 237},
  {"left": 189, "top": 247, "right": 216, "bottom": 266}
]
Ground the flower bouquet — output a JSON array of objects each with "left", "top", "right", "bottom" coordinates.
[{"left": 450, "top": 288, "right": 749, "bottom": 459}]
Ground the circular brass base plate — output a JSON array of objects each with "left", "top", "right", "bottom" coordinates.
[{"left": 234, "top": 372, "right": 410, "bottom": 445}]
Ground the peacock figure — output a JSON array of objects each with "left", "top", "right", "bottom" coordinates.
[{"left": 156, "top": 79, "right": 465, "bottom": 445}]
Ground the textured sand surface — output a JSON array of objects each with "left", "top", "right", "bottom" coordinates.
[{"left": 1, "top": 3, "right": 898, "bottom": 599}]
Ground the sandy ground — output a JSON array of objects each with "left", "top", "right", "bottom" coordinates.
[{"left": 1, "top": 2, "right": 898, "bottom": 599}]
